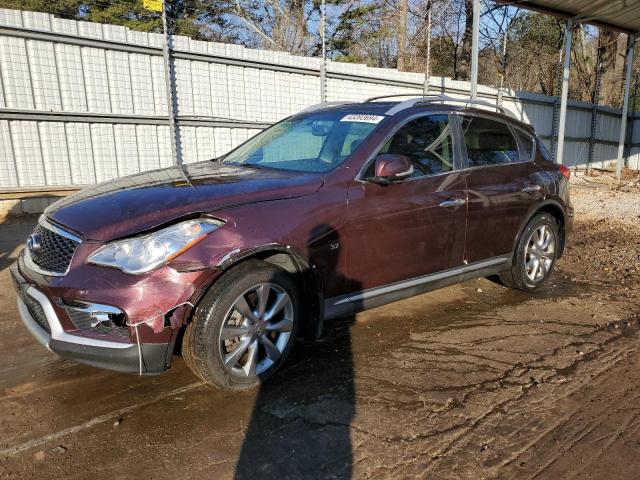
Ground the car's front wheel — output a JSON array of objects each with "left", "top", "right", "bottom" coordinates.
[
  {"left": 182, "top": 259, "right": 299, "bottom": 390},
  {"left": 499, "top": 213, "right": 559, "bottom": 291}
]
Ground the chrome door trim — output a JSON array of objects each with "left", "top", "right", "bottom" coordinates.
[{"left": 332, "top": 255, "right": 510, "bottom": 307}]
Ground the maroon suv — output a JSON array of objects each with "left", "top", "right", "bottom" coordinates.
[{"left": 11, "top": 95, "right": 573, "bottom": 390}]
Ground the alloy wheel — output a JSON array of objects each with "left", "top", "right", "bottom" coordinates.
[
  {"left": 524, "top": 224, "right": 556, "bottom": 282},
  {"left": 219, "top": 283, "right": 294, "bottom": 378}
]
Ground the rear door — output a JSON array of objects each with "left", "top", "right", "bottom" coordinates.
[
  {"left": 343, "top": 113, "right": 467, "bottom": 293},
  {"left": 460, "top": 114, "right": 545, "bottom": 263}
]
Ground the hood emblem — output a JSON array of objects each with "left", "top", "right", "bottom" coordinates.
[{"left": 27, "top": 233, "right": 43, "bottom": 252}]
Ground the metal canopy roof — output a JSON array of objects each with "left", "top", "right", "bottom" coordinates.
[{"left": 500, "top": 1, "right": 640, "bottom": 34}]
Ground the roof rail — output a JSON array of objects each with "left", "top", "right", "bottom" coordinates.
[
  {"left": 299, "top": 101, "right": 353, "bottom": 114},
  {"left": 364, "top": 93, "right": 432, "bottom": 102},
  {"left": 371, "top": 93, "right": 516, "bottom": 118}
]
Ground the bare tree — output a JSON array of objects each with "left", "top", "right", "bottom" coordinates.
[{"left": 231, "top": 0, "right": 318, "bottom": 55}]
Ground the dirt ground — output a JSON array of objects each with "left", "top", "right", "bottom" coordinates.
[{"left": 1, "top": 175, "right": 639, "bottom": 480}]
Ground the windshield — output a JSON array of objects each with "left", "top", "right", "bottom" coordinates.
[{"left": 223, "top": 111, "right": 384, "bottom": 173}]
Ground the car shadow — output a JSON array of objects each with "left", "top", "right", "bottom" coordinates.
[
  {"left": 234, "top": 225, "right": 360, "bottom": 479},
  {"left": 0, "top": 217, "right": 37, "bottom": 271}
]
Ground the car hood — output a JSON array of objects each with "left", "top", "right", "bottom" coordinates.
[{"left": 45, "top": 162, "right": 324, "bottom": 241}]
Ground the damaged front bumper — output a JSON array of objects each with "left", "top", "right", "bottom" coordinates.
[
  {"left": 11, "top": 252, "right": 219, "bottom": 374},
  {"left": 12, "top": 264, "right": 171, "bottom": 373}
]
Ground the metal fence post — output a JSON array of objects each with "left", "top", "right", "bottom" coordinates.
[
  {"left": 320, "top": 0, "right": 327, "bottom": 103},
  {"left": 162, "top": 0, "right": 181, "bottom": 165}
]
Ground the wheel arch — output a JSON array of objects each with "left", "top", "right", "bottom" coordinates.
[
  {"left": 514, "top": 200, "right": 567, "bottom": 259},
  {"left": 204, "top": 244, "right": 324, "bottom": 341}
]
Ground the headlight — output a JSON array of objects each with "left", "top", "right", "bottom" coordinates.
[{"left": 88, "top": 219, "right": 223, "bottom": 274}]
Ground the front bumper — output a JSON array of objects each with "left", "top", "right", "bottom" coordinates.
[{"left": 11, "top": 264, "right": 171, "bottom": 374}]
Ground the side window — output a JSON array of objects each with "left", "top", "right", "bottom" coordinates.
[
  {"left": 461, "top": 116, "right": 519, "bottom": 167},
  {"left": 514, "top": 128, "right": 534, "bottom": 162},
  {"left": 378, "top": 114, "right": 454, "bottom": 178}
]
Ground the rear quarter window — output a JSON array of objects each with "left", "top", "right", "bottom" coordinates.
[
  {"left": 536, "top": 139, "right": 553, "bottom": 162},
  {"left": 461, "top": 116, "right": 519, "bottom": 167},
  {"left": 514, "top": 128, "right": 534, "bottom": 162}
]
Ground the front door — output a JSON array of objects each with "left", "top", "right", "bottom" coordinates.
[
  {"left": 460, "top": 114, "right": 546, "bottom": 263},
  {"left": 343, "top": 113, "right": 468, "bottom": 294}
]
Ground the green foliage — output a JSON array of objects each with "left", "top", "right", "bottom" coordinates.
[
  {"left": 508, "top": 12, "right": 563, "bottom": 53},
  {"left": 0, "top": 0, "right": 235, "bottom": 40},
  {"left": 84, "top": 0, "right": 161, "bottom": 33},
  {"left": 0, "top": 0, "right": 83, "bottom": 19}
]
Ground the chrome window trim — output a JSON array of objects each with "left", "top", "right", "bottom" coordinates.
[
  {"left": 355, "top": 109, "right": 460, "bottom": 183},
  {"left": 332, "top": 255, "right": 511, "bottom": 306},
  {"left": 23, "top": 216, "right": 82, "bottom": 277},
  {"left": 24, "top": 286, "right": 131, "bottom": 349}
]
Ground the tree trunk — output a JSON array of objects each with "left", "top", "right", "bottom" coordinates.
[
  {"left": 397, "top": 0, "right": 408, "bottom": 70},
  {"left": 599, "top": 30, "right": 622, "bottom": 106},
  {"left": 458, "top": 0, "right": 474, "bottom": 80}
]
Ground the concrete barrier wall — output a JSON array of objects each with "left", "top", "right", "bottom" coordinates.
[{"left": 0, "top": 8, "right": 637, "bottom": 191}]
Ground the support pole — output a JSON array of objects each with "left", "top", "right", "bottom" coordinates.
[
  {"left": 470, "top": 0, "right": 481, "bottom": 98},
  {"left": 616, "top": 34, "right": 635, "bottom": 179},
  {"left": 555, "top": 17, "right": 574, "bottom": 166},
  {"left": 320, "top": 0, "right": 327, "bottom": 103},
  {"left": 162, "top": 0, "right": 180, "bottom": 164}
]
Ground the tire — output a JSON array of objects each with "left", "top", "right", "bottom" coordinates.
[
  {"left": 499, "top": 213, "right": 559, "bottom": 291},
  {"left": 182, "top": 259, "right": 299, "bottom": 390}
]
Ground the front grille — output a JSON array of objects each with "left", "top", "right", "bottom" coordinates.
[
  {"left": 65, "top": 308, "right": 130, "bottom": 341},
  {"left": 25, "top": 295, "right": 50, "bottom": 333},
  {"left": 29, "top": 223, "right": 79, "bottom": 274}
]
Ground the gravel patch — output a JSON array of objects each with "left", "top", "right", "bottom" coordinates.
[
  {"left": 562, "top": 172, "right": 640, "bottom": 287},
  {"left": 571, "top": 171, "right": 640, "bottom": 225}
]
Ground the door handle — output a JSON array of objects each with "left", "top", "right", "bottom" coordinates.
[
  {"left": 439, "top": 198, "right": 466, "bottom": 207},
  {"left": 521, "top": 184, "right": 542, "bottom": 193}
]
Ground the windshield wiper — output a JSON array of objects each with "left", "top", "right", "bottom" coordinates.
[{"left": 225, "top": 161, "right": 265, "bottom": 170}]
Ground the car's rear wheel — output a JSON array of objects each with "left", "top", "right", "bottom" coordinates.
[
  {"left": 182, "top": 260, "right": 299, "bottom": 390},
  {"left": 499, "top": 213, "right": 559, "bottom": 291}
]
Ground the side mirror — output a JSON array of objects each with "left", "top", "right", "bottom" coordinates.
[{"left": 371, "top": 154, "right": 413, "bottom": 183}]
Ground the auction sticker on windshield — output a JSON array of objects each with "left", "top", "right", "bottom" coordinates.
[{"left": 340, "top": 114, "right": 385, "bottom": 124}]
